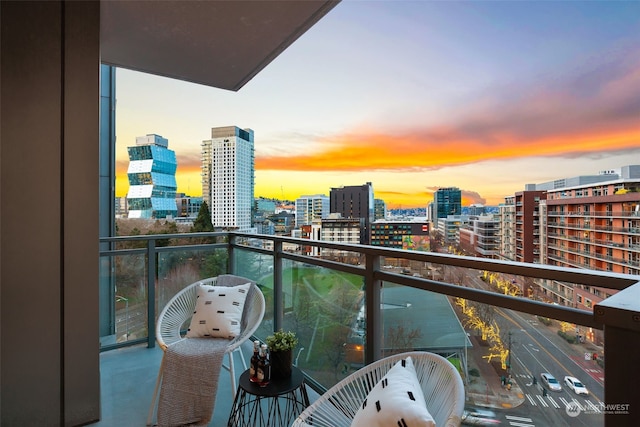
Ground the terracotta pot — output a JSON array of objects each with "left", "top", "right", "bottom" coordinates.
[{"left": 270, "top": 349, "right": 293, "bottom": 379}]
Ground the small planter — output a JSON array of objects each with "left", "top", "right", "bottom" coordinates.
[
  {"left": 265, "top": 330, "right": 298, "bottom": 379},
  {"left": 270, "top": 349, "right": 293, "bottom": 379}
]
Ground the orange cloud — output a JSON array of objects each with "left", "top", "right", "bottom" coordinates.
[
  {"left": 256, "top": 51, "right": 640, "bottom": 173},
  {"left": 255, "top": 127, "right": 639, "bottom": 173}
]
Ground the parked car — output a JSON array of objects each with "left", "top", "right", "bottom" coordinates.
[
  {"left": 462, "top": 406, "right": 501, "bottom": 425},
  {"left": 540, "top": 373, "right": 562, "bottom": 391},
  {"left": 564, "top": 376, "right": 589, "bottom": 395}
]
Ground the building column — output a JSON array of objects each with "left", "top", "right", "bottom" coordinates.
[{"left": 1, "top": 1, "right": 101, "bottom": 425}]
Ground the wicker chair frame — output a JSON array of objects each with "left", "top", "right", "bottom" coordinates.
[
  {"left": 292, "top": 351, "right": 465, "bottom": 427},
  {"left": 146, "top": 275, "right": 265, "bottom": 426}
]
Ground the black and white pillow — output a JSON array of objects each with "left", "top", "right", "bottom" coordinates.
[
  {"left": 351, "top": 357, "right": 435, "bottom": 427},
  {"left": 186, "top": 282, "right": 251, "bottom": 339}
]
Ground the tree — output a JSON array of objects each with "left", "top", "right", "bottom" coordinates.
[{"left": 191, "top": 201, "right": 214, "bottom": 233}]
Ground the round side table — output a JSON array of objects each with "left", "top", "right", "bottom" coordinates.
[{"left": 227, "top": 366, "right": 310, "bottom": 427}]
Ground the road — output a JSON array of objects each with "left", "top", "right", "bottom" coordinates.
[
  {"left": 451, "top": 265, "right": 606, "bottom": 427},
  {"left": 487, "top": 308, "right": 605, "bottom": 427}
]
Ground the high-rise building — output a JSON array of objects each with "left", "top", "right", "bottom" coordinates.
[
  {"left": 295, "top": 194, "right": 329, "bottom": 227},
  {"left": 330, "top": 182, "right": 374, "bottom": 244},
  {"left": 201, "top": 126, "right": 255, "bottom": 230},
  {"left": 433, "top": 187, "right": 462, "bottom": 219},
  {"left": 126, "top": 134, "right": 178, "bottom": 219}
]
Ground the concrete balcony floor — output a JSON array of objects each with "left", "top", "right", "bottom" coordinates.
[
  {"left": 97, "top": 343, "right": 241, "bottom": 427},
  {"left": 97, "top": 342, "right": 319, "bottom": 427}
]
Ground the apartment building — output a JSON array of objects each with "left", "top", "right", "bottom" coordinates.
[
  {"left": 201, "top": 126, "right": 255, "bottom": 231},
  {"left": 437, "top": 215, "right": 470, "bottom": 244},
  {"left": 540, "top": 165, "right": 640, "bottom": 310},
  {"left": 514, "top": 188, "right": 546, "bottom": 263},
  {"left": 497, "top": 196, "right": 516, "bottom": 261},
  {"left": 295, "top": 194, "right": 329, "bottom": 227},
  {"left": 458, "top": 215, "right": 499, "bottom": 258},
  {"left": 320, "top": 215, "right": 363, "bottom": 261}
]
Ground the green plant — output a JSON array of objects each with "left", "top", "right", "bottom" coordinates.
[{"left": 266, "top": 330, "right": 298, "bottom": 352}]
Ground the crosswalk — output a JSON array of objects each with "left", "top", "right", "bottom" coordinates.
[
  {"left": 524, "top": 393, "right": 601, "bottom": 413},
  {"left": 505, "top": 415, "right": 534, "bottom": 427},
  {"left": 516, "top": 373, "right": 602, "bottom": 414}
]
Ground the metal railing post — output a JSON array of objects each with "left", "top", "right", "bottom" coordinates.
[
  {"left": 147, "top": 238, "right": 157, "bottom": 348},
  {"left": 228, "top": 234, "right": 236, "bottom": 274},
  {"left": 273, "top": 240, "right": 283, "bottom": 332},
  {"left": 364, "top": 253, "right": 382, "bottom": 364}
]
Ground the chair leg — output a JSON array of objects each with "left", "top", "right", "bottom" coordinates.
[
  {"left": 238, "top": 347, "right": 248, "bottom": 371},
  {"left": 147, "top": 355, "right": 165, "bottom": 426},
  {"left": 228, "top": 351, "right": 237, "bottom": 399}
]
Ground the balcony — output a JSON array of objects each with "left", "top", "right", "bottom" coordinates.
[{"left": 97, "top": 231, "right": 640, "bottom": 427}]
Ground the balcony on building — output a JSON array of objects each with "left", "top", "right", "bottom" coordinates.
[{"left": 3, "top": 2, "right": 640, "bottom": 427}]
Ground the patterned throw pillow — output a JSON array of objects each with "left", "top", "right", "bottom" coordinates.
[
  {"left": 351, "top": 357, "right": 435, "bottom": 427},
  {"left": 186, "top": 282, "right": 251, "bottom": 339}
]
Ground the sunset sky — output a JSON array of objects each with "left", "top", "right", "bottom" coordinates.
[{"left": 114, "top": 1, "right": 640, "bottom": 209}]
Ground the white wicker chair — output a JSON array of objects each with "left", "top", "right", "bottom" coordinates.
[
  {"left": 292, "top": 351, "right": 465, "bottom": 427},
  {"left": 146, "top": 274, "right": 265, "bottom": 426}
]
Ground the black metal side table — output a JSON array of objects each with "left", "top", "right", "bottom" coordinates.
[{"left": 227, "top": 366, "right": 310, "bottom": 427}]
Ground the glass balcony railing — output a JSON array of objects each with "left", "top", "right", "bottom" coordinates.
[{"left": 99, "top": 231, "right": 640, "bottom": 427}]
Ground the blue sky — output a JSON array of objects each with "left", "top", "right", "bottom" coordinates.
[{"left": 115, "top": 1, "right": 640, "bottom": 208}]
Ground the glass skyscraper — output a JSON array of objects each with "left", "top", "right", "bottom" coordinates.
[
  {"left": 126, "top": 134, "right": 178, "bottom": 219},
  {"left": 434, "top": 187, "right": 462, "bottom": 219}
]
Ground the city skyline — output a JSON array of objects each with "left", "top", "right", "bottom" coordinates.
[{"left": 114, "top": 1, "right": 640, "bottom": 209}]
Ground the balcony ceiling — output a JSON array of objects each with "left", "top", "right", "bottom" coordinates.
[{"left": 100, "top": 0, "right": 339, "bottom": 91}]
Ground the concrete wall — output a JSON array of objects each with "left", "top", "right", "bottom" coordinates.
[{"left": 1, "top": 2, "right": 101, "bottom": 425}]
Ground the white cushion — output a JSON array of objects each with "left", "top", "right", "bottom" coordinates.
[
  {"left": 186, "top": 282, "right": 251, "bottom": 339},
  {"left": 351, "top": 357, "right": 435, "bottom": 427}
]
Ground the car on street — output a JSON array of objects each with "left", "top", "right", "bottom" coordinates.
[
  {"left": 540, "top": 373, "right": 562, "bottom": 391},
  {"left": 461, "top": 406, "right": 501, "bottom": 425},
  {"left": 564, "top": 376, "right": 589, "bottom": 396}
]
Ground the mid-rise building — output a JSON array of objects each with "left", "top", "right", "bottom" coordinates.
[
  {"left": 330, "top": 182, "right": 374, "bottom": 244},
  {"left": 467, "top": 204, "right": 486, "bottom": 216},
  {"left": 320, "top": 214, "right": 363, "bottom": 261},
  {"left": 514, "top": 187, "right": 545, "bottom": 264},
  {"left": 126, "top": 134, "right": 178, "bottom": 219},
  {"left": 370, "top": 220, "right": 430, "bottom": 250},
  {"left": 201, "top": 126, "right": 255, "bottom": 230},
  {"left": 269, "top": 211, "right": 295, "bottom": 236},
  {"left": 374, "top": 198, "right": 387, "bottom": 220},
  {"left": 175, "top": 195, "right": 203, "bottom": 218},
  {"left": 458, "top": 215, "right": 499, "bottom": 258},
  {"left": 497, "top": 196, "right": 516, "bottom": 261},
  {"left": 540, "top": 165, "right": 640, "bottom": 309},
  {"left": 433, "top": 187, "right": 462, "bottom": 219},
  {"left": 295, "top": 194, "right": 329, "bottom": 227},
  {"left": 300, "top": 222, "right": 322, "bottom": 256},
  {"left": 437, "top": 215, "right": 470, "bottom": 244}
]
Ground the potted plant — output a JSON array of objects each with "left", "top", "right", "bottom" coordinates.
[{"left": 266, "top": 330, "right": 298, "bottom": 378}]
